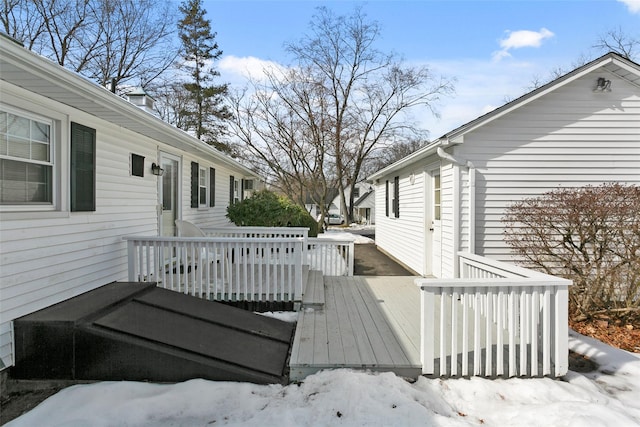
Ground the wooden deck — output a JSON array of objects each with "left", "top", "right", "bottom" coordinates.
[{"left": 289, "top": 275, "right": 421, "bottom": 381}]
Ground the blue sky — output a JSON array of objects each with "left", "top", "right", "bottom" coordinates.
[{"left": 201, "top": 0, "right": 640, "bottom": 138}]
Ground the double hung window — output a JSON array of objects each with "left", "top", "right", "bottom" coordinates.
[{"left": 0, "top": 109, "right": 53, "bottom": 205}]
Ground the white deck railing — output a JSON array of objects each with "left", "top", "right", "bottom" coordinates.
[
  {"left": 416, "top": 252, "right": 571, "bottom": 378},
  {"left": 124, "top": 236, "right": 304, "bottom": 303},
  {"left": 203, "top": 227, "right": 354, "bottom": 277},
  {"left": 202, "top": 226, "right": 309, "bottom": 240},
  {"left": 307, "top": 237, "right": 355, "bottom": 276}
]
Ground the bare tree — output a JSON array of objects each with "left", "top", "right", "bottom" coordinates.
[
  {"left": 503, "top": 184, "right": 640, "bottom": 323},
  {"left": 1, "top": 0, "right": 177, "bottom": 90},
  {"left": 84, "top": 0, "right": 177, "bottom": 89},
  {"left": 150, "top": 79, "right": 194, "bottom": 130},
  {"left": 525, "top": 27, "right": 639, "bottom": 92},
  {"left": 229, "top": 6, "right": 453, "bottom": 222},
  {"left": 1, "top": 0, "right": 47, "bottom": 49},
  {"left": 363, "top": 138, "right": 425, "bottom": 177},
  {"left": 594, "top": 26, "right": 639, "bottom": 60},
  {"left": 227, "top": 66, "right": 338, "bottom": 224}
]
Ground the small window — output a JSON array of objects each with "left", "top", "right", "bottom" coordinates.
[
  {"left": 70, "top": 122, "right": 96, "bottom": 212},
  {"left": 191, "top": 162, "right": 214, "bottom": 209},
  {"left": 229, "top": 175, "right": 239, "bottom": 204},
  {"left": 353, "top": 187, "right": 360, "bottom": 198},
  {"left": 131, "top": 153, "right": 144, "bottom": 177},
  {"left": 392, "top": 176, "right": 399, "bottom": 218},
  {"left": 0, "top": 109, "right": 53, "bottom": 205},
  {"left": 199, "top": 166, "right": 207, "bottom": 207},
  {"left": 234, "top": 179, "right": 239, "bottom": 203},
  {"left": 433, "top": 173, "right": 441, "bottom": 221}
]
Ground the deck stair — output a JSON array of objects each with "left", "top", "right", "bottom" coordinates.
[
  {"left": 12, "top": 282, "right": 294, "bottom": 384},
  {"left": 301, "top": 269, "right": 325, "bottom": 310}
]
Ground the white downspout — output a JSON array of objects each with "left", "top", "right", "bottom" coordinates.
[{"left": 437, "top": 147, "right": 476, "bottom": 278}]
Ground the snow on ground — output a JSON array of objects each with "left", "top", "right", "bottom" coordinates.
[
  {"left": 8, "top": 228, "right": 640, "bottom": 426},
  {"left": 319, "top": 225, "right": 375, "bottom": 244},
  {"left": 7, "top": 330, "right": 640, "bottom": 427}
]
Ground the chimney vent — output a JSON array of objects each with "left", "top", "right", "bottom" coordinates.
[{"left": 126, "top": 87, "right": 155, "bottom": 114}]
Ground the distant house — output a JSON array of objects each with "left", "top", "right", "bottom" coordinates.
[
  {"left": 368, "top": 52, "right": 640, "bottom": 278},
  {"left": 0, "top": 36, "right": 262, "bottom": 369},
  {"left": 327, "top": 181, "right": 375, "bottom": 224},
  {"left": 352, "top": 183, "right": 375, "bottom": 225}
]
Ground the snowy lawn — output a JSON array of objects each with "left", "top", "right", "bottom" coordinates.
[{"left": 7, "top": 329, "right": 640, "bottom": 427}]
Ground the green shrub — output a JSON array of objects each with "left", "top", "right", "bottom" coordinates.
[{"left": 226, "top": 189, "right": 319, "bottom": 237}]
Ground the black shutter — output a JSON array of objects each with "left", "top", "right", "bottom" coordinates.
[
  {"left": 229, "top": 175, "right": 235, "bottom": 204},
  {"left": 209, "top": 167, "right": 215, "bottom": 207},
  {"left": 70, "top": 122, "right": 96, "bottom": 212},
  {"left": 385, "top": 180, "right": 389, "bottom": 217},
  {"left": 240, "top": 179, "right": 245, "bottom": 200},
  {"left": 394, "top": 176, "right": 400, "bottom": 218},
  {"left": 191, "top": 162, "right": 199, "bottom": 208}
]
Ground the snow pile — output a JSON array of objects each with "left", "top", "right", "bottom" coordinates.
[{"left": 8, "top": 330, "right": 640, "bottom": 427}]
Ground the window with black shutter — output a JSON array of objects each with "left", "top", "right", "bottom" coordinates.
[
  {"left": 70, "top": 122, "right": 96, "bottom": 212},
  {"left": 209, "top": 167, "right": 215, "bottom": 207},
  {"left": 393, "top": 176, "right": 400, "bottom": 218},
  {"left": 385, "top": 180, "right": 389, "bottom": 217},
  {"left": 190, "top": 162, "right": 199, "bottom": 208},
  {"left": 229, "top": 175, "right": 235, "bottom": 204}
]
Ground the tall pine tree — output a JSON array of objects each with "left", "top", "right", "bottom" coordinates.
[{"left": 177, "top": 0, "right": 231, "bottom": 151}]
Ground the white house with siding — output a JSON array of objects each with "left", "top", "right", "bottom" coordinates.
[
  {"left": 368, "top": 52, "right": 640, "bottom": 278},
  {"left": 0, "top": 37, "right": 261, "bottom": 370}
]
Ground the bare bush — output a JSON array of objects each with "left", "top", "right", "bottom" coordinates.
[{"left": 503, "top": 184, "right": 640, "bottom": 323}]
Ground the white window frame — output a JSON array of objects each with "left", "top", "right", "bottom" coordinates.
[
  {"left": 0, "top": 105, "right": 56, "bottom": 211},
  {"left": 233, "top": 179, "right": 239, "bottom": 204},
  {"left": 198, "top": 166, "right": 208, "bottom": 208}
]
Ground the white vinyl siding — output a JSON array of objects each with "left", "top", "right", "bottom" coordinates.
[
  {"left": 456, "top": 72, "right": 640, "bottom": 263},
  {"left": 375, "top": 165, "right": 426, "bottom": 275},
  {"left": 439, "top": 162, "right": 456, "bottom": 278},
  {"left": 458, "top": 166, "right": 471, "bottom": 254},
  {"left": 371, "top": 64, "right": 639, "bottom": 280},
  {"left": 0, "top": 83, "right": 252, "bottom": 368}
]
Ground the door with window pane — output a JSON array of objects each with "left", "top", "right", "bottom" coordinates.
[
  {"left": 159, "top": 153, "right": 180, "bottom": 237},
  {"left": 431, "top": 169, "right": 442, "bottom": 277}
]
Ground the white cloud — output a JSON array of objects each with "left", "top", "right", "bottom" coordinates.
[
  {"left": 219, "top": 55, "right": 286, "bottom": 85},
  {"left": 500, "top": 28, "right": 555, "bottom": 49},
  {"left": 493, "top": 28, "right": 555, "bottom": 61},
  {"left": 618, "top": 0, "right": 640, "bottom": 13}
]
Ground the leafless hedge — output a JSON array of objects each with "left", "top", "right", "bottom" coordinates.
[{"left": 503, "top": 183, "right": 640, "bottom": 323}]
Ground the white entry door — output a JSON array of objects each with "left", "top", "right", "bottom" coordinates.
[
  {"left": 159, "top": 153, "right": 180, "bottom": 237},
  {"left": 430, "top": 169, "right": 442, "bottom": 277}
]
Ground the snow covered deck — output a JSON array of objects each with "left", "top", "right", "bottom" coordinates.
[{"left": 289, "top": 276, "right": 421, "bottom": 381}]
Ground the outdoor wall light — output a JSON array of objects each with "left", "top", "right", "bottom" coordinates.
[
  {"left": 151, "top": 162, "right": 164, "bottom": 176},
  {"left": 594, "top": 77, "right": 611, "bottom": 92}
]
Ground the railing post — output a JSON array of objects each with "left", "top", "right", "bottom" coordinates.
[
  {"left": 554, "top": 282, "right": 570, "bottom": 376},
  {"left": 347, "top": 241, "right": 354, "bottom": 276},
  {"left": 127, "top": 239, "right": 136, "bottom": 281},
  {"left": 294, "top": 239, "right": 303, "bottom": 308},
  {"left": 418, "top": 280, "right": 435, "bottom": 375}
]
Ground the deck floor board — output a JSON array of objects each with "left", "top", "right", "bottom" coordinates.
[{"left": 290, "top": 276, "right": 421, "bottom": 381}]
